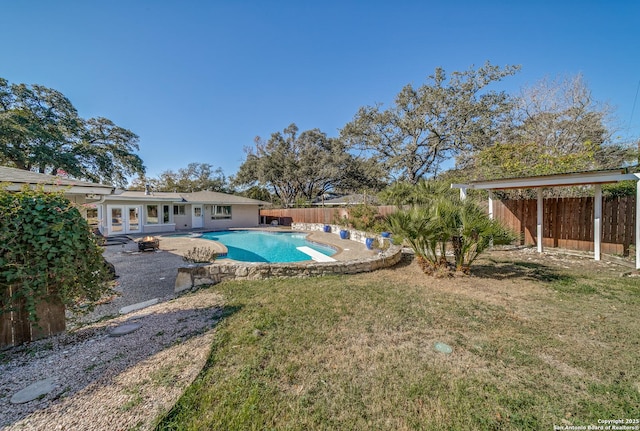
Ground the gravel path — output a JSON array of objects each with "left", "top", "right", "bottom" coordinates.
[
  {"left": 0, "top": 289, "right": 225, "bottom": 430},
  {"left": 77, "top": 239, "right": 185, "bottom": 324}
]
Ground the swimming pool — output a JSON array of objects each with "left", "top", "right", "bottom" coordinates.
[{"left": 200, "top": 230, "right": 336, "bottom": 263}]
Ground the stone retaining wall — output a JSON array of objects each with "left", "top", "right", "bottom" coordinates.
[{"left": 175, "top": 224, "right": 402, "bottom": 293}]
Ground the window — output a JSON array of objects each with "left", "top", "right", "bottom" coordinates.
[
  {"left": 86, "top": 207, "right": 99, "bottom": 229},
  {"left": 163, "top": 205, "right": 170, "bottom": 223},
  {"left": 146, "top": 205, "right": 158, "bottom": 224},
  {"left": 211, "top": 205, "right": 232, "bottom": 219},
  {"left": 173, "top": 205, "right": 186, "bottom": 215}
]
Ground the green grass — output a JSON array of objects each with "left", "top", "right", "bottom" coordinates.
[{"left": 155, "top": 255, "right": 640, "bottom": 430}]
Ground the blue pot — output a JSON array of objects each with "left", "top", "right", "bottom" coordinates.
[
  {"left": 381, "top": 231, "right": 391, "bottom": 238},
  {"left": 365, "top": 237, "right": 375, "bottom": 250},
  {"left": 323, "top": 225, "right": 331, "bottom": 233},
  {"left": 339, "top": 230, "right": 349, "bottom": 239}
]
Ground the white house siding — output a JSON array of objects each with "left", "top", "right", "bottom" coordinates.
[
  {"left": 98, "top": 199, "right": 177, "bottom": 236},
  {"left": 174, "top": 212, "right": 192, "bottom": 230},
  {"left": 201, "top": 204, "right": 260, "bottom": 231}
]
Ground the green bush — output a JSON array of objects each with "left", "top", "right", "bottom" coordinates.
[
  {"left": 385, "top": 197, "right": 515, "bottom": 275},
  {"left": 346, "top": 204, "right": 386, "bottom": 233},
  {"left": 0, "top": 186, "right": 114, "bottom": 321}
]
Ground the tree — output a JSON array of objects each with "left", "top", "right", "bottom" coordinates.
[
  {"left": 0, "top": 78, "right": 82, "bottom": 173},
  {"left": 130, "top": 163, "right": 230, "bottom": 193},
  {"left": 341, "top": 62, "right": 520, "bottom": 184},
  {"left": 76, "top": 117, "right": 145, "bottom": 187},
  {"left": 378, "top": 179, "right": 455, "bottom": 207},
  {"left": 472, "top": 75, "right": 637, "bottom": 181},
  {"left": 238, "top": 185, "right": 273, "bottom": 203},
  {"left": 0, "top": 77, "right": 145, "bottom": 187},
  {"left": 234, "top": 123, "right": 385, "bottom": 207}
]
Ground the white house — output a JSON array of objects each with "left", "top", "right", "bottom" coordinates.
[
  {"left": 1, "top": 166, "right": 271, "bottom": 236},
  {"left": 96, "top": 189, "right": 271, "bottom": 236}
]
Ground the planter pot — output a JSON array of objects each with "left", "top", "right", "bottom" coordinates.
[
  {"left": 381, "top": 231, "right": 391, "bottom": 238},
  {"left": 365, "top": 237, "right": 375, "bottom": 250},
  {"left": 323, "top": 225, "right": 331, "bottom": 233},
  {"left": 339, "top": 230, "right": 349, "bottom": 240}
]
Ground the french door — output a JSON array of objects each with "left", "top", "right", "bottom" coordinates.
[{"left": 108, "top": 205, "right": 142, "bottom": 234}]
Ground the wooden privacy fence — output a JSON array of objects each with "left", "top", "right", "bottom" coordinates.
[
  {"left": 262, "top": 199, "right": 636, "bottom": 257},
  {"left": 494, "top": 196, "right": 636, "bottom": 256},
  {"left": 260, "top": 206, "right": 398, "bottom": 226},
  {"left": 1, "top": 287, "right": 66, "bottom": 348}
]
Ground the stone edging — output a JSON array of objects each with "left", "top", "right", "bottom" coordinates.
[{"left": 175, "top": 224, "right": 401, "bottom": 292}]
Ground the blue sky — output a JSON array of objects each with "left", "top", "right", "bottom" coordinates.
[{"left": 4, "top": 1, "right": 640, "bottom": 182}]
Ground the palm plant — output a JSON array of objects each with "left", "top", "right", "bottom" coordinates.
[
  {"left": 386, "top": 205, "right": 446, "bottom": 274},
  {"left": 384, "top": 195, "right": 514, "bottom": 275},
  {"left": 454, "top": 201, "right": 515, "bottom": 273}
]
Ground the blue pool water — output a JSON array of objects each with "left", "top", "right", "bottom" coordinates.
[{"left": 200, "top": 230, "right": 336, "bottom": 263}]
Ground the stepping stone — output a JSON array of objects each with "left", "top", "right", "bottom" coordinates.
[
  {"left": 109, "top": 322, "right": 142, "bottom": 337},
  {"left": 119, "top": 298, "right": 159, "bottom": 314},
  {"left": 433, "top": 342, "right": 453, "bottom": 354},
  {"left": 11, "top": 378, "right": 56, "bottom": 404}
]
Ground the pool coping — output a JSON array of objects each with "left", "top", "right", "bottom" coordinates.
[
  {"left": 173, "top": 224, "right": 402, "bottom": 292},
  {"left": 160, "top": 228, "right": 357, "bottom": 263}
]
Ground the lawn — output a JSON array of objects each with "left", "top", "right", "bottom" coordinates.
[{"left": 155, "top": 249, "right": 640, "bottom": 430}]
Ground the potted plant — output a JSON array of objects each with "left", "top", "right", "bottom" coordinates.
[
  {"left": 365, "top": 237, "right": 375, "bottom": 249},
  {"left": 333, "top": 215, "right": 350, "bottom": 239},
  {"left": 323, "top": 225, "right": 331, "bottom": 233}
]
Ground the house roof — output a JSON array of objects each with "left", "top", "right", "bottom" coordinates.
[
  {"left": 110, "top": 190, "right": 184, "bottom": 201},
  {"left": 106, "top": 189, "right": 271, "bottom": 205},
  {"left": 181, "top": 190, "right": 271, "bottom": 205},
  {"left": 0, "top": 166, "right": 115, "bottom": 195}
]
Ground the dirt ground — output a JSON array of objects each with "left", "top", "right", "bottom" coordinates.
[{"left": 365, "top": 245, "right": 637, "bottom": 319}]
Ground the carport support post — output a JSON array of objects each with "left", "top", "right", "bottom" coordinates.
[
  {"left": 450, "top": 184, "right": 467, "bottom": 200},
  {"left": 488, "top": 191, "right": 494, "bottom": 220},
  {"left": 594, "top": 184, "right": 602, "bottom": 261},
  {"left": 537, "top": 189, "right": 543, "bottom": 253}
]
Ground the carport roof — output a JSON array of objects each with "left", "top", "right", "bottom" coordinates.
[{"left": 452, "top": 168, "right": 639, "bottom": 191}]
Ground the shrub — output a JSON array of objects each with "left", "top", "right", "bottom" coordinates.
[
  {"left": 0, "top": 186, "right": 114, "bottom": 322},
  {"left": 182, "top": 246, "right": 218, "bottom": 264},
  {"left": 331, "top": 204, "right": 387, "bottom": 233},
  {"left": 385, "top": 197, "right": 515, "bottom": 275},
  {"left": 347, "top": 203, "right": 387, "bottom": 233}
]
